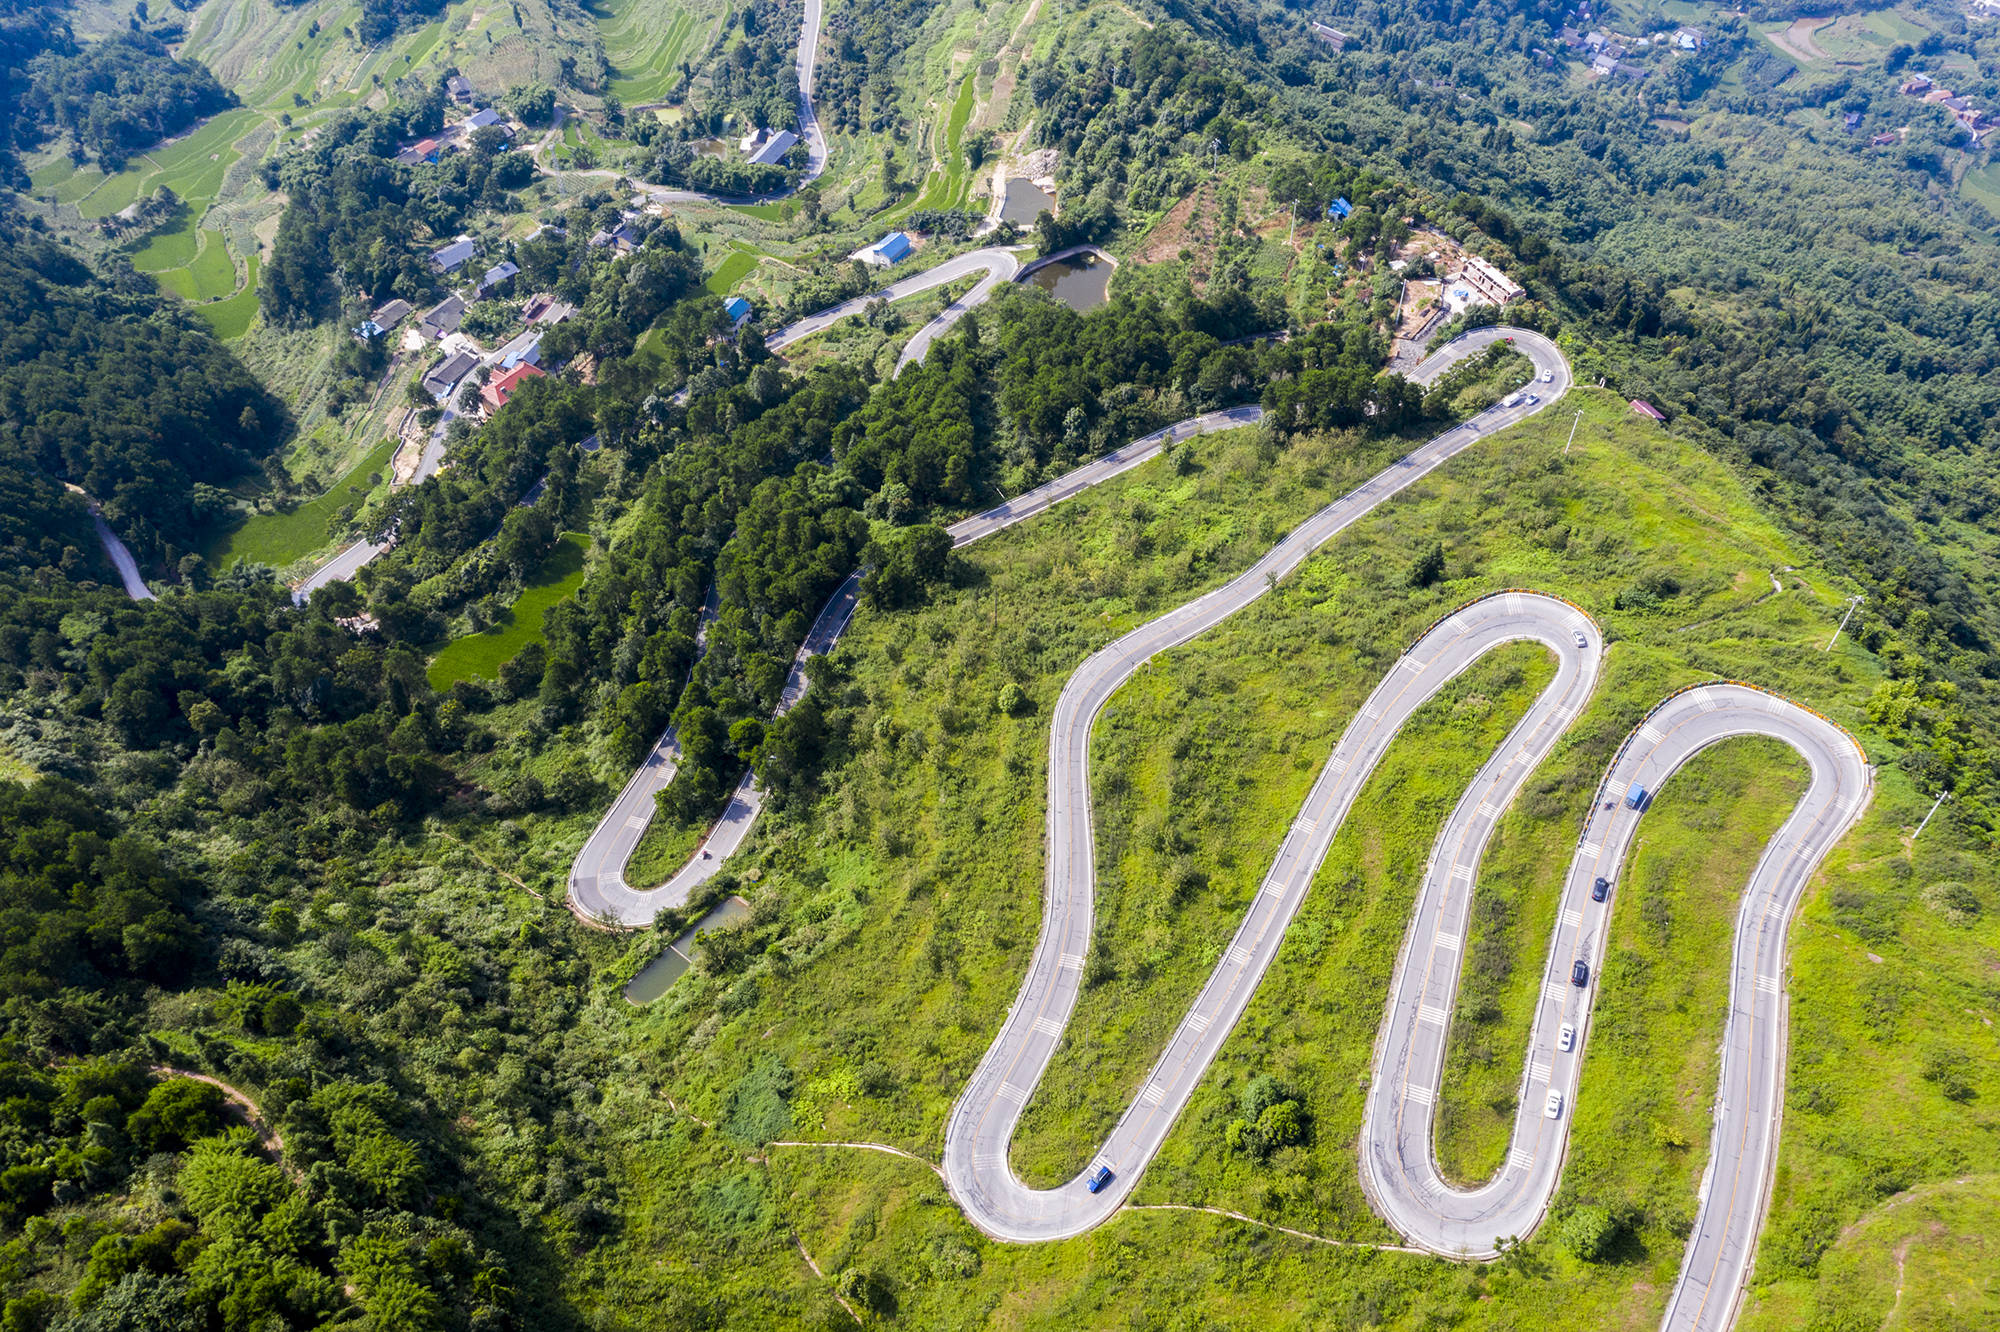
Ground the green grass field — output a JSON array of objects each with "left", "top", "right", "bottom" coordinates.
[
  {"left": 703, "top": 247, "right": 759, "bottom": 295},
  {"left": 1962, "top": 160, "right": 2000, "bottom": 219},
  {"left": 427, "top": 533, "right": 590, "bottom": 688},
  {"left": 1739, "top": 1174, "right": 2000, "bottom": 1328},
  {"left": 155, "top": 230, "right": 240, "bottom": 302},
  {"left": 202, "top": 433, "right": 394, "bottom": 570},
  {"left": 898, "top": 70, "right": 980, "bottom": 216},
  {"left": 200, "top": 255, "right": 261, "bottom": 340},
  {"left": 594, "top": 0, "right": 705, "bottom": 104},
  {"left": 75, "top": 109, "right": 259, "bottom": 220}
]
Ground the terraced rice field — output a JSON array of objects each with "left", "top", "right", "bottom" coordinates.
[
  {"left": 200, "top": 257, "right": 263, "bottom": 340},
  {"left": 74, "top": 109, "right": 259, "bottom": 220},
  {"left": 704, "top": 248, "right": 759, "bottom": 294},
  {"left": 595, "top": 0, "right": 708, "bottom": 104},
  {"left": 900, "top": 70, "right": 979, "bottom": 215}
]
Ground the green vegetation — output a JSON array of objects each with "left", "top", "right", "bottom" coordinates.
[
  {"left": 200, "top": 254, "right": 262, "bottom": 340},
  {"left": 202, "top": 435, "right": 397, "bottom": 572},
  {"left": 901, "top": 70, "right": 979, "bottom": 214},
  {"left": 594, "top": 0, "right": 709, "bottom": 105},
  {"left": 703, "top": 246, "right": 759, "bottom": 294},
  {"left": 1740, "top": 1174, "right": 2000, "bottom": 1329},
  {"left": 426, "top": 532, "right": 590, "bottom": 688},
  {"left": 20, "top": 31, "right": 234, "bottom": 170}
]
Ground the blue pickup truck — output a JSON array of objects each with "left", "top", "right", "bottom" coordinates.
[{"left": 1624, "top": 781, "right": 1648, "bottom": 811}]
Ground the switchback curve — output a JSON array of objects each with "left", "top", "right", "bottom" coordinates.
[{"left": 568, "top": 326, "right": 1554, "bottom": 924}]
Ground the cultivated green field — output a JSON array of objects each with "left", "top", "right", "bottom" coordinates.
[
  {"left": 592, "top": 0, "right": 711, "bottom": 105},
  {"left": 202, "top": 434, "right": 396, "bottom": 571},
  {"left": 703, "top": 247, "right": 759, "bottom": 294},
  {"left": 427, "top": 533, "right": 591, "bottom": 688},
  {"left": 200, "top": 255, "right": 263, "bottom": 340}
]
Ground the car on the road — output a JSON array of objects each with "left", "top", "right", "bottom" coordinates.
[
  {"left": 1085, "top": 1164, "right": 1114, "bottom": 1194},
  {"left": 1571, "top": 959, "right": 1590, "bottom": 986},
  {"left": 1540, "top": 370, "right": 1554, "bottom": 382},
  {"left": 1525, "top": 394, "right": 1540, "bottom": 405},
  {"left": 1558, "top": 1022, "right": 1576, "bottom": 1052},
  {"left": 1544, "top": 1088, "right": 1564, "bottom": 1118},
  {"left": 1573, "top": 630, "right": 1588, "bottom": 649},
  {"left": 1592, "top": 876, "right": 1611, "bottom": 903}
]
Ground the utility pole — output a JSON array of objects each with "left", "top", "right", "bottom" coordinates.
[
  {"left": 1823, "top": 595, "right": 1864, "bottom": 652},
  {"left": 1287, "top": 200, "right": 1297, "bottom": 246},
  {"left": 1913, "top": 790, "right": 1951, "bottom": 841},
  {"left": 1563, "top": 410, "right": 1582, "bottom": 456}
]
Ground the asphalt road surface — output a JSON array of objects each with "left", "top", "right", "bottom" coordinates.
[
  {"left": 936, "top": 330, "right": 1870, "bottom": 1332},
  {"left": 566, "top": 399, "right": 1273, "bottom": 926},
  {"left": 940, "top": 328, "right": 1571, "bottom": 1235},
  {"left": 763, "top": 247, "right": 1023, "bottom": 374}
]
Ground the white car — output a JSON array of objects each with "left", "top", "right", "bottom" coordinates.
[
  {"left": 1544, "top": 1088, "right": 1564, "bottom": 1119},
  {"left": 1525, "top": 394, "right": 1540, "bottom": 405},
  {"left": 1540, "top": 370, "right": 1554, "bottom": 383},
  {"left": 1558, "top": 1022, "right": 1576, "bottom": 1052},
  {"left": 1572, "top": 630, "right": 1588, "bottom": 649}
]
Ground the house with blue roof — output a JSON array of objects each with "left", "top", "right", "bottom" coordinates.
[
  {"left": 724, "top": 296, "right": 752, "bottom": 327},
  {"left": 860, "top": 231, "right": 911, "bottom": 266}
]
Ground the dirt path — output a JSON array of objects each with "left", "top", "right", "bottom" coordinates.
[
  {"left": 1766, "top": 16, "right": 1830, "bottom": 63},
  {"left": 149, "top": 1065, "right": 293, "bottom": 1174}
]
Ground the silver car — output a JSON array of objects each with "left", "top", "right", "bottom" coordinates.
[{"left": 1544, "top": 1088, "right": 1564, "bottom": 1119}]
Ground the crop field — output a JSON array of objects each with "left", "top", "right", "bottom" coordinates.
[
  {"left": 593, "top": 0, "right": 710, "bottom": 105},
  {"left": 202, "top": 434, "right": 397, "bottom": 571},
  {"left": 703, "top": 247, "right": 760, "bottom": 294},
  {"left": 154, "top": 230, "right": 241, "bottom": 303},
  {"left": 71, "top": 108, "right": 259, "bottom": 220},
  {"left": 1962, "top": 160, "right": 2000, "bottom": 218},
  {"left": 1810, "top": 8, "right": 1931, "bottom": 64},
  {"left": 200, "top": 256, "right": 262, "bottom": 340},
  {"left": 428, "top": 534, "right": 591, "bottom": 688}
]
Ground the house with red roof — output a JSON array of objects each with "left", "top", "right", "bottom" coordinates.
[{"left": 481, "top": 362, "right": 545, "bottom": 413}]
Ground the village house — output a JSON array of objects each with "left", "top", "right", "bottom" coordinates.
[
  {"left": 745, "top": 129, "right": 798, "bottom": 166},
  {"left": 446, "top": 74, "right": 475, "bottom": 104},
  {"left": 857, "top": 231, "right": 911, "bottom": 266},
  {"left": 481, "top": 362, "right": 545, "bottom": 412},
  {"left": 490, "top": 330, "right": 543, "bottom": 372},
  {"left": 431, "top": 238, "right": 477, "bottom": 274},
  {"left": 474, "top": 260, "right": 520, "bottom": 298},
  {"left": 419, "top": 294, "right": 466, "bottom": 340},
  {"left": 1310, "top": 22, "right": 1348, "bottom": 50},
  {"left": 1457, "top": 255, "right": 1524, "bottom": 306},
  {"left": 422, "top": 349, "right": 479, "bottom": 401}
]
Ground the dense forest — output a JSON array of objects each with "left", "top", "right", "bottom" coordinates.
[
  {"left": 820, "top": 0, "right": 940, "bottom": 134},
  {"left": 0, "top": 218, "right": 286, "bottom": 569},
  {"left": 22, "top": 31, "right": 234, "bottom": 171}
]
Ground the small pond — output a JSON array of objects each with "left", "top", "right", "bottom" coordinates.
[
  {"left": 1024, "top": 253, "right": 1113, "bottom": 311},
  {"left": 624, "top": 895, "right": 754, "bottom": 1003},
  {"left": 1000, "top": 177, "right": 1056, "bottom": 226}
]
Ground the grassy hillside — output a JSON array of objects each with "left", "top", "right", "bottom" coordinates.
[{"left": 556, "top": 385, "right": 1995, "bottom": 1324}]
